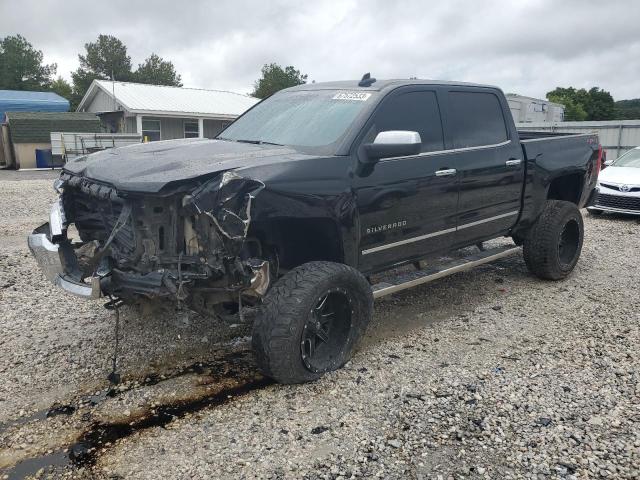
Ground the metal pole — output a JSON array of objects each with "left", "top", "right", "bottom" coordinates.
[
  {"left": 136, "top": 115, "right": 143, "bottom": 140},
  {"left": 616, "top": 123, "right": 623, "bottom": 159},
  {"left": 112, "top": 71, "right": 116, "bottom": 112}
]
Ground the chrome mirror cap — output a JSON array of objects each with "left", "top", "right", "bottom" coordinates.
[{"left": 373, "top": 130, "right": 421, "bottom": 145}]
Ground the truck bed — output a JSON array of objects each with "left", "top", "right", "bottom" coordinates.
[
  {"left": 518, "top": 131, "right": 598, "bottom": 173},
  {"left": 514, "top": 130, "right": 600, "bottom": 229}
]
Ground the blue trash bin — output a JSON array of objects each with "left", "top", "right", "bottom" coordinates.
[{"left": 35, "top": 149, "right": 54, "bottom": 168}]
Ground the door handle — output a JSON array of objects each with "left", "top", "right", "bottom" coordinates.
[
  {"left": 506, "top": 159, "right": 522, "bottom": 167},
  {"left": 435, "top": 168, "right": 457, "bottom": 177}
]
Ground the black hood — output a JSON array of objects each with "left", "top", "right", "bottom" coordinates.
[{"left": 63, "top": 138, "right": 311, "bottom": 193}]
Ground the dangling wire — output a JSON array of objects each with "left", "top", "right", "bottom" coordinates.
[
  {"left": 105, "top": 295, "right": 122, "bottom": 385},
  {"left": 176, "top": 252, "right": 187, "bottom": 305},
  {"left": 238, "top": 289, "right": 245, "bottom": 324}
]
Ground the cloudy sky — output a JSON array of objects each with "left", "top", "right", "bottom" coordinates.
[{"left": 2, "top": 0, "right": 639, "bottom": 99}]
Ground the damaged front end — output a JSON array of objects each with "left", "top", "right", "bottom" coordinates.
[{"left": 28, "top": 171, "right": 269, "bottom": 309}]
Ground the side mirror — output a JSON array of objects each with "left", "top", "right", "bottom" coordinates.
[{"left": 363, "top": 131, "right": 422, "bottom": 162}]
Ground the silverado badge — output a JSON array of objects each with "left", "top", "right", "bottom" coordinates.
[{"left": 366, "top": 220, "right": 407, "bottom": 234}]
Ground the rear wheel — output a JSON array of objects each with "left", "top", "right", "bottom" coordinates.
[
  {"left": 252, "top": 261, "right": 373, "bottom": 384},
  {"left": 523, "top": 200, "right": 584, "bottom": 280}
]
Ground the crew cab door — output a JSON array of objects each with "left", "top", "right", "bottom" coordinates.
[
  {"left": 442, "top": 89, "right": 524, "bottom": 244},
  {"left": 353, "top": 87, "right": 459, "bottom": 272}
]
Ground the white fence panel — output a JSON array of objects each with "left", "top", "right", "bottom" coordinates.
[{"left": 517, "top": 120, "right": 640, "bottom": 159}]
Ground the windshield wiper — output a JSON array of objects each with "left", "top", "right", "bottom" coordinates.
[{"left": 226, "top": 138, "right": 284, "bottom": 146}]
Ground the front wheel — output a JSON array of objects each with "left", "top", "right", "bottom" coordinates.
[
  {"left": 523, "top": 200, "right": 584, "bottom": 280},
  {"left": 252, "top": 261, "right": 373, "bottom": 384}
]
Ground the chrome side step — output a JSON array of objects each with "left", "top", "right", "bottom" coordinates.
[{"left": 371, "top": 245, "right": 521, "bottom": 299}]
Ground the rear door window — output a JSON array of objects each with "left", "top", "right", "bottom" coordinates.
[
  {"left": 448, "top": 92, "right": 508, "bottom": 148},
  {"left": 369, "top": 90, "right": 444, "bottom": 153}
]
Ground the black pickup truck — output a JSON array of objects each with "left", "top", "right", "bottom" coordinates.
[{"left": 28, "top": 76, "right": 601, "bottom": 383}]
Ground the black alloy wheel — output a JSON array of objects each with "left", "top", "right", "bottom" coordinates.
[
  {"left": 523, "top": 200, "right": 584, "bottom": 280},
  {"left": 300, "top": 287, "right": 354, "bottom": 374},
  {"left": 252, "top": 261, "right": 373, "bottom": 384},
  {"left": 557, "top": 218, "right": 580, "bottom": 267}
]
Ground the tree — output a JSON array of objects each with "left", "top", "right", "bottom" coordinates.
[
  {"left": 77, "top": 34, "right": 132, "bottom": 80},
  {"left": 0, "top": 34, "right": 56, "bottom": 90},
  {"left": 547, "top": 86, "right": 615, "bottom": 121},
  {"left": 70, "top": 35, "right": 184, "bottom": 109},
  {"left": 71, "top": 35, "right": 132, "bottom": 107},
  {"left": 547, "top": 89, "right": 588, "bottom": 121},
  {"left": 133, "top": 53, "right": 182, "bottom": 86},
  {"left": 614, "top": 99, "right": 640, "bottom": 120},
  {"left": 585, "top": 87, "right": 615, "bottom": 120},
  {"left": 252, "top": 63, "right": 307, "bottom": 99},
  {"left": 561, "top": 99, "right": 588, "bottom": 121},
  {"left": 50, "top": 77, "right": 72, "bottom": 100},
  {"left": 547, "top": 87, "right": 587, "bottom": 121}
]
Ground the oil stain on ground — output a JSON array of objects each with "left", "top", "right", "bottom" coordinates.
[{"left": 0, "top": 349, "right": 273, "bottom": 479}]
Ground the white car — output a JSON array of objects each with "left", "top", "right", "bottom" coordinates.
[{"left": 589, "top": 146, "right": 640, "bottom": 216}]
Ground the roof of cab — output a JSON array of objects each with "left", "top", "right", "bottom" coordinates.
[{"left": 285, "top": 78, "right": 499, "bottom": 92}]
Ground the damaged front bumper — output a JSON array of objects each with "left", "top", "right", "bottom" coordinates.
[
  {"left": 28, "top": 222, "right": 102, "bottom": 299},
  {"left": 28, "top": 174, "right": 271, "bottom": 303}
]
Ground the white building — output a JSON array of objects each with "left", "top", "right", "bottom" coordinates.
[
  {"left": 77, "top": 80, "right": 259, "bottom": 141},
  {"left": 507, "top": 94, "right": 564, "bottom": 123}
]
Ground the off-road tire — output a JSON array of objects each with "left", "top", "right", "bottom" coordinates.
[
  {"left": 252, "top": 261, "right": 373, "bottom": 384},
  {"left": 523, "top": 200, "right": 584, "bottom": 280}
]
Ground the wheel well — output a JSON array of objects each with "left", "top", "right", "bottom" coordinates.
[
  {"left": 249, "top": 218, "right": 344, "bottom": 270},
  {"left": 547, "top": 173, "right": 583, "bottom": 205}
]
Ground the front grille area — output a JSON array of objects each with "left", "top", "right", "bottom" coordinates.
[
  {"left": 595, "top": 193, "right": 640, "bottom": 211},
  {"left": 600, "top": 183, "right": 640, "bottom": 193},
  {"left": 67, "top": 188, "right": 137, "bottom": 257}
]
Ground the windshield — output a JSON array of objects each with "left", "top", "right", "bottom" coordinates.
[
  {"left": 219, "top": 90, "right": 374, "bottom": 153},
  {"left": 614, "top": 148, "right": 640, "bottom": 167}
]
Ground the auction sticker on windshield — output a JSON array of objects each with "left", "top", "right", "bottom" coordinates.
[{"left": 332, "top": 92, "right": 372, "bottom": 101}]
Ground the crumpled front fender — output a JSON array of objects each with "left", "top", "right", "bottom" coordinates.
[{"left": 183, "top": 171, "right": 265, "bottom": 250}]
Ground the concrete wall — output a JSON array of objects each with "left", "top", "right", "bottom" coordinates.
[{"left": 13, "top": 142, "right": 51, "bottom": 169}]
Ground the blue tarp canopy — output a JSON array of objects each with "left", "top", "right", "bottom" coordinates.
[{"left": 0, "top": 90, "right": 70, "bottom": 120}]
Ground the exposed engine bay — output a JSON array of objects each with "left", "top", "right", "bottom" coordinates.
[{"left": 55, "top": 170, "right": 271, "bottom": 313}]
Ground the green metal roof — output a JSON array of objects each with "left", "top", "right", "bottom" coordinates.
[{"left": 6, "top": 111, "right": 101, "bottom": 143}]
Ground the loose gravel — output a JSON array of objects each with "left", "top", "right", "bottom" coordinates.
[{"left": 0, "top": 171, "right": 639, "bottom": 479}]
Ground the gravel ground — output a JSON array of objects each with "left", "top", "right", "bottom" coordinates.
[{"left": 0, "top": 171, "right": 639, "bottom": 479}]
